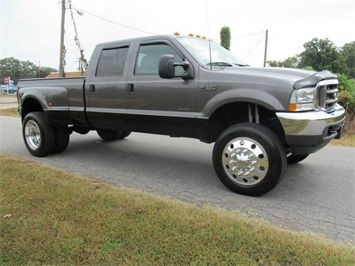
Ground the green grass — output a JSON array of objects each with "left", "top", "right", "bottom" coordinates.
[
  {"left": 0, "top": 93, "right": 16, "bottom": 98},
  {"left": 0, "top": 107, "right": 18, "bottom": 117},
  {"left": 0, "top": 154, "right": 354, "bottom": 265},
  {"left": 332, "top": 134, "right": 355, "bottom": 147}
]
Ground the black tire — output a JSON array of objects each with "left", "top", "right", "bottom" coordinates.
[
  {"left": 96, "top": 129, "right": 130, "bottom": 141},
  {"left": 121, "top": 131, "right": 131, "bottom": 138},
  {"left": 213, "top": 123, "right": 287, "bottom": 196},
  {"left": 287, "top": 154, "right": 309, "bottom": 164},
  {"left": 53, "top": 126, "right": 70, "bottom": 153},
  {"left": 22, "top": 112, "right": 55, "bottom": 157}
]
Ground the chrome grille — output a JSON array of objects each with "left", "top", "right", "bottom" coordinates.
[{"left": 316, "top": 79, "right": 339, "bottom": 112}]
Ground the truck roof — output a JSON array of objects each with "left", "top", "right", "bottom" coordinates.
[{"left": 96, "top": 34, "right": 213, "bottom": 48}]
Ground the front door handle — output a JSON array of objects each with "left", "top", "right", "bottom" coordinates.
[
  {"left": 89, "top": 85, "right": 95, "bottom": 94},
  {"left": 127, "top": 83, "right": 134, "bottom": 95}
]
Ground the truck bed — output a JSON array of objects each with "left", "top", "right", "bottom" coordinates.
[{"left": 18, "top": 77, "right": 86, "bottom": 125}]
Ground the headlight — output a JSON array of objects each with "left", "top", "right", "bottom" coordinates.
[{"left": 289, "top": 87, "right": 316, "bottom": 111}]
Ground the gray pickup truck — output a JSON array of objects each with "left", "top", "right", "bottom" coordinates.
[{"left": 17, "top": 34, "right": 345, "bottom": 196}]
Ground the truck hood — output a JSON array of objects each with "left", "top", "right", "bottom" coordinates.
[
  {"left": 236, "top": 67, "right": 313, "bottom": 81},
  {"left": 219, "top": 67, "right": 337, "bottom": 89},
  {"left": 199, "top": 66, "right": 338, "bottom": 112}
]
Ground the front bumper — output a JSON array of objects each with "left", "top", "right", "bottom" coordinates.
[{"left": 276, "top": 104, "right": 346, "bottom": 154}]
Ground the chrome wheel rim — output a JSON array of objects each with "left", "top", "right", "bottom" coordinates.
[
  {"left": 24, "top": 120, "right": 41, "bottom": 150},
  {"left": 222, "top": 137, "right": 269, "bottom": 187}
]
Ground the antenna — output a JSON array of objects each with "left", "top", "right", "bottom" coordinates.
[
  {"left": 263, "top": 29, "right": 269, "bottom": 67},
  {"left": 205, "top": 1, "right": 213, "bottom": 71},
  {"left": 59, "top": 0, "right": 66, "bottom": 77}
]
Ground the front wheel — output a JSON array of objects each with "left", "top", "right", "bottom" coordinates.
[
  {"left": 97, "top": 129, "right": 131, "bottom": 141},
  {"left": 213, "top": 123, "right": 287, "bottom": 196},
  {"left": 287, "top": 154, "right": 309, "bottom": 164},
  {"left": 23, "top": 112, "right": 55, "bottom": 157}
]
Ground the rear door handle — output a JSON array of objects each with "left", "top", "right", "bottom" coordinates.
[{"left": 127, "top": 83, "right": 134, "bottom": 95}]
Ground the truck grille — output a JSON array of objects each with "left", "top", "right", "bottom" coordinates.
[{"left": 317, "top": 79, "right": 339, "bottom": 113}]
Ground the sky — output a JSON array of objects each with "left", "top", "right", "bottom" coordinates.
[{"left": 1, "top": 0, "right": 354, "bottom": 72}]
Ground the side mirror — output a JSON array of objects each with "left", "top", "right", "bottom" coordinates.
[
  {"left": 159, "top": 54, "right": 175, "bottom": 79},
  {"left": 159, "top": 54, "right": 194, "bottom": 80}
]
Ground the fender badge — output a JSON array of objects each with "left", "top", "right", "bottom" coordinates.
[{"left": 201, "top": 85, "right": 217, "bottom": 91}]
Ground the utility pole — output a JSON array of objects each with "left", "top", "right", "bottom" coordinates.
[
  {"left": 263, "top": 29, "right": 268, "bottom": 67},
  {"left": 38, "top": 60, "right": 41, "bottom": 78},
  {"left": 59, "top": 0, "right": 66, "bottom": 77}
]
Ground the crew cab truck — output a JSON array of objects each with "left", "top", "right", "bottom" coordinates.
[{"left": 17, "top": 34, "right": 345, "bottom": 196}]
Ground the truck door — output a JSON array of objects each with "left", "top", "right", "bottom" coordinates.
[
  {"left": 85, "top": 44, "right": 130, "bottom": 130},
  {"left": 126, "top": 41, "right": 198, "bottom": 135}
]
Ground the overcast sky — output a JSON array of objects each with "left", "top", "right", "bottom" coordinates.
[{"left": 1, "top": 0, "right": 354, "bottom": 71}]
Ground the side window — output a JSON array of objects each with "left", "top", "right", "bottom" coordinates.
[
  {"left": 96, "top": 47, "right": 129, "bottom": 77},
  {"left": 135, "top": 43, "right": 184, "bottom": 75}
]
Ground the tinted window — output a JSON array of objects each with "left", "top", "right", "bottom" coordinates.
[
  {"left": 96, "top": 47, "right": 129, "bottom": 77},
  {"left": 135, "top": 43, "right": 184, "bottom": 75}
]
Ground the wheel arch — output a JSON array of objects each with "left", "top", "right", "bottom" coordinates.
[
  {"left": 204, "top": 101, "right": 285, "bottom": 144},
  {"left": 21, "top": 97, "right": 44, "bottom": 121},
  {"left": 201, "top": 89, "right": 286, "bottom": 118}
]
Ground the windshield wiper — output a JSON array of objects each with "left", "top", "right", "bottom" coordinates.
[
  {"left": 233, "top": 63, "right": 249, "bottom": 67},
  {"left": 206, "top": 62, "right": 233, "bottom": 67}
]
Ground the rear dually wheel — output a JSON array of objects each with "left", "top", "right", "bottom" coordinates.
[{"left": 23, "top": 112, "right": 55, "bottom": 157}]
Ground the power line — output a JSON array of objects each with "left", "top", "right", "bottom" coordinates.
[
  {"left": 70, "top": 4, "right": 158, "bottom": 35},
  {"left": 68, "top": 0, "right": 88, "bottom": 71},
  {"left": 232, "top": 31, "right": 264, "bottom": 39},
  {"left": 242, "top": 35, "right": 265, "bottom": 60}
]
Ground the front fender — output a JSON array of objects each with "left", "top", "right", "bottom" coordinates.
[{"left": 200, "top": 89, "right": 286, "bottom": 118}]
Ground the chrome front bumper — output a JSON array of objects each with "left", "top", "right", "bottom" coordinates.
[{"left": 276, "top": 104, "right": 346, "bottom": 153}]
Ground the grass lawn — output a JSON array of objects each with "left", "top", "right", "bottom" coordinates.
[
  {"left": 0, "top": 154, "right": 354, "bottom": 265},
  {"left": 0, "top": 93, "right": 17, "bottom": 98},
  {"left": 0, "top": 107, "right": 18, "bottom": 117}
]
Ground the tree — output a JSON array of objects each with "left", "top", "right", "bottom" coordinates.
[
  {"left": 220, "top": 26, "right": 231, "bottom": 50},
  {"left": 0, "top": 57, "right": 23, "bottom": 84},
  {"left": 298, "top": 38, "right": 346, "bottom": 73},
  {"left": 341, "top": 41, "right": 355, "bottom": 79},
  {"left": 40, "top": 66, "right": 58, "bottom": 78},
  {"left": 267, "top": 56, "right": 300, "bottom": 68},
  {"left": 0, "top": 57, "right": 57, "bottom": 84}
]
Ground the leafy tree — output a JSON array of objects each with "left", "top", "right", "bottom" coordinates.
[
  {"left": 40, "top": 66, "right": 58, "bottom": 78},
  {"left": 0, "top": 57, "right": 57, "bottom": 84},
  {"left": 220, "top": 26, "right": 231, "bottom": 50},
  {"left": 0, "top": 57, "right": 23, "bottom": 84},
  {"left": 267, "top": 56, "right": 299, "bottom": 68},
  {"left": 298, "top": 38, "right": 346, "bottom": 73},
  {"left": 341, "top": 42, "right": 355, "bottom": 79}
]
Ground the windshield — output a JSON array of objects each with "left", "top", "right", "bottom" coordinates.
[{"left": 176, "top": 37, "right": 248, "bottom": 68}]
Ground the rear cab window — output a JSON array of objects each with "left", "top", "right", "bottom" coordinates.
[{"left": 96, "top": 46, "right": 129, "bottom": 77}]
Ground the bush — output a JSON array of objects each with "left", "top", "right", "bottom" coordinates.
[
  {"left": 338, "top": 74, "right": 355, "bottom": 96},
  {"left": 337, "top": 74, "right": 355, "bottom": 135},
  {"left": 339, "top": 90, "right": 355, "bottom": 118}
]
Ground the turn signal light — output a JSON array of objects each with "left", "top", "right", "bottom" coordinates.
[{"left": 288, "top": 104, "right": 297, "bottom": 111}]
